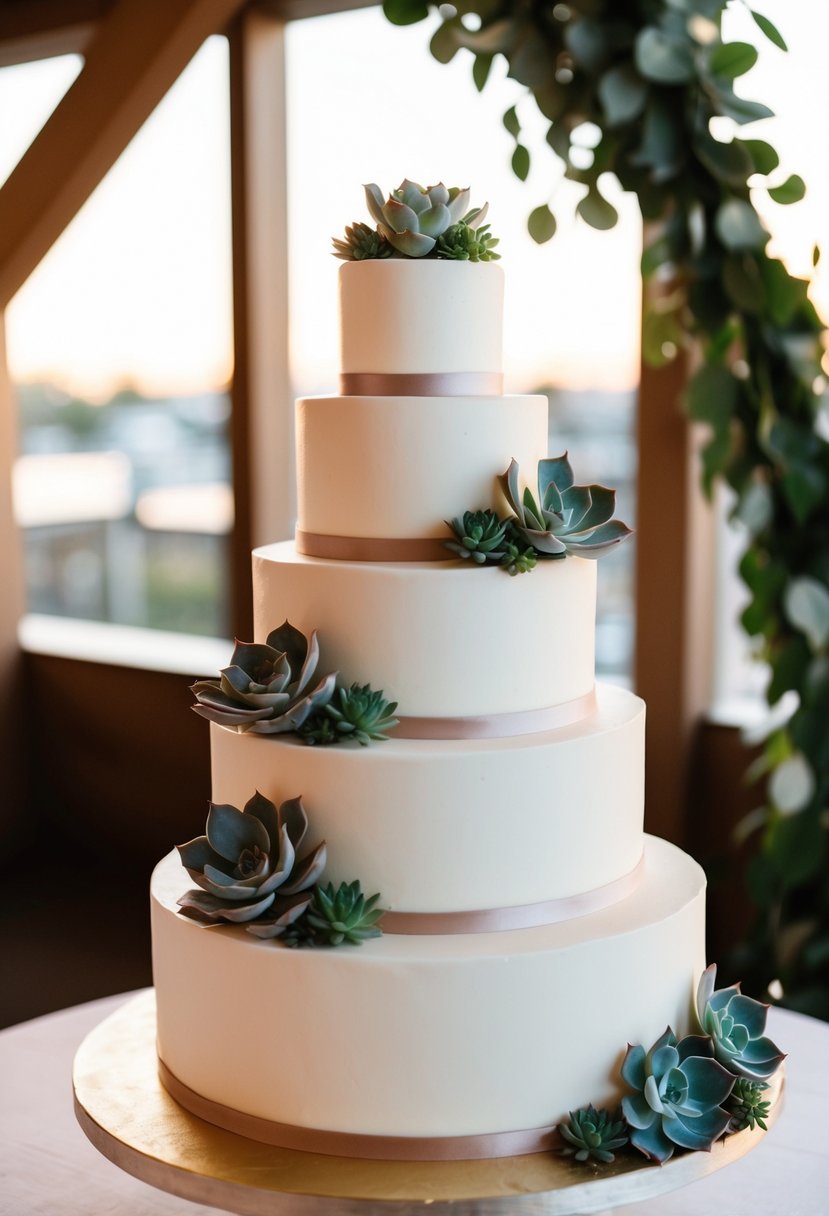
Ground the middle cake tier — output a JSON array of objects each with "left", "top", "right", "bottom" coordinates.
[
  {"left": 253, "top": 543, "right": 597, "bottom": 717},
  {"left": 209, "top": 683, "right": 644, "bottom": 915}
]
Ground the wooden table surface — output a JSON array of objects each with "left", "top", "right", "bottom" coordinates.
[{"left": 1, "top": 994, "right": 827, "bottom": 1215}]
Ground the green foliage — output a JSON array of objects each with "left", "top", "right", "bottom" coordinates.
[
  {"left": 558, "top": 1105, "right": 629, "bottom": 1164},
  {"left": 284, "top": 880, "right": 384, "bottom": 947},
  {"left": 354, "top": 180, "right": 497, "bottom": 259},
  {"left": 726, "top": 1078, "right": 771, "bottom": 1132},
  {"left": 445, "top": 509, "right": 509, "bottom": 563},
  {"left": 436, "top": 221, "right": 501, "bottom": 261},
  {"left": 299, "top": 683, "right": 399, "bottom": 746},
  {"left": 383, "top": 0, "right": 829, "bottom": 1018},
  {"left": 332, "top": 221, "right": 392, "bottom": 261}
]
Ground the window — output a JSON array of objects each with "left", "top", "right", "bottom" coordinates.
[{"left": 5, "top": 37, "right": 233, "bottom": 639}]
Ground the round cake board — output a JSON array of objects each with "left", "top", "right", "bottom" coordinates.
[{"left": 73, "top": 990, "right": 782, "bottom": 1216}]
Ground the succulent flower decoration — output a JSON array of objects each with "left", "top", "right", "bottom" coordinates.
[
  {"left": 726, "top": 1079, "right": 771, "bottom": 1133},
  {"left": 284, "top": 880, "right": 384, "bottom": 948},
  {"left": 558, "top": 1105, "right": 629, "bottom": 1164},
  {"left": 363, "top": 179, "right": 489, "bottom": 258},
  {"left": 621, "top": 1028, "right": 734, "bottom": 1164},
  {"left": 445, "top": 509, "right": 508, "bottom": 564},
  {"left": 176, "top": 792, "right": 327, "bottom": 938},
  {"left": 437, "top": 220, "right": 500, "bottom": 262},
  {"left": 499, "top": 455, "right": 632, "bottom": 559},
  {"left": 191, "top": 621, "right": 336, "bottom": 735},
  {"left": 696, "top": 964, "right": 786, "bottom": 1081},
  {"left": 332, "top": 220, "right": 392, "bottom": 261},
  {"left": 299, "top": 682, "right": 399, "bottom": 746}
]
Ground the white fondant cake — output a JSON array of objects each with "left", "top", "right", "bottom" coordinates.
[{"left": 152, "top": 252, "right": 707, "bottom": 1160}]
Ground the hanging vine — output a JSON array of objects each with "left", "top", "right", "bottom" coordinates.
[{"left": 384, "top": 0, "right": 829, "bottom": 1017}]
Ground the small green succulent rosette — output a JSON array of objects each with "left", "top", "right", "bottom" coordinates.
[
  {"left": 191, "top": 620, "right": 336, "bottom": 735},
  {"left": 558, "top": 1105, "right": 629, "bottom": 1164},
  {"left": 696, "top": 964, "right": 786, "bottom": 1081},
  {"left": 299, "top": 682, "right": 399, "bottom": 746},
  {"left": 500, "top": 454, "right": 632, "bottom": 559},
  {"left": 177, "top": 792, "right": 326, "bottom": 937},
  {"left": 621, "top": 1028, "right": 734, "bottom": 1163}
]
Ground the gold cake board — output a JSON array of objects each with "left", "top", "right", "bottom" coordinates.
[{"left": 73, "top": 990, "right": 782, "bottom": 1216}]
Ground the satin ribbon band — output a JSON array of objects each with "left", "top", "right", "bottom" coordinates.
[
  {"left": 380, "top": 856, "right": 645, "bottom": 936},
  {"left": 157, "top": 1059, "right": 557, "bottom": 1160},
  {"left": 340, "top": 371, "right": 504, "bottom": 397},
  {"left": 392, "top": 689, "right": 598, "bottom": 740},
  {"left": 295, "top": 529, "right": 452, "bottom": 562}
]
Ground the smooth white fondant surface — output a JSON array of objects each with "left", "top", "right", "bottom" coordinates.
[
  {"left": 296, "top": 393, "right": 548, "bottom": 540},
  {"left": 152, "top": 836, "right": 706, "bottom": 1139},
  {"left": 209, "top": 684, "right": 644, "bottom": 913},
  {"left": 252, "top": 543, "right": 596, "bottom": 717},
  {"left": 339, "top": 261, "right": 504, "bottom": 375}
]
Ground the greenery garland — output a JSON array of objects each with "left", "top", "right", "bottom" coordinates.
[{"left": 384, "top": 0, "right": 829, "bottom": 1017}]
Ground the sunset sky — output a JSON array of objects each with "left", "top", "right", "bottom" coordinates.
[{"left": 0, "top": 1, "right": 826, "bottom": 401}]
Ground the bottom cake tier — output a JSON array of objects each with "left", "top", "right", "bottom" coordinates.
[{"left": 151, "top": 835, "right": 705, "bottom": 1158}]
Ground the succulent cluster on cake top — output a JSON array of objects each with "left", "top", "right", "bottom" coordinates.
[{"left": 333, "top": 179, "right": 500, "bottom": 261}]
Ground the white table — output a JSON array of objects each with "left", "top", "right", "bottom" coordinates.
[{"left": 1, "top": 994, "right": 827, "bottom": 1215}]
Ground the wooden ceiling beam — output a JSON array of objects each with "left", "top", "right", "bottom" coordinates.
[
  {"left": 0, "top": 0, "right": 112, "bottom": 67},
  {"left": 0, "top": 0, "right": 248, "bottom": 309}
]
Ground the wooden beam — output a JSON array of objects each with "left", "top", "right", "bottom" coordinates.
[
  {"left": 0, "top": 317, "right": 27, "bottom": 863},
  {"left": 0, "top": 0, "right": 112, "bottom": 67},
  {"left": 256, "top": 0, "right": 377, "bottom": 19},
  {"left": 634, "top": 332, "right": 715, "bottom": 845},
  {"left": 228, "top": 7, "right": 292, "bottom": 637},
  {"left": 0, "top": 0, "right": 247, "bottom": 309}
]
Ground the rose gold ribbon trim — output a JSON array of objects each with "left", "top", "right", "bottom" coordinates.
[
  {"left": 393, "top": 688, "right": 598, "bottom": 740},
  {"left": 380, "top": 855, "right": 646, "bottom": 935},
  {"left": 158, "top": 1059, "right": 557, "bottom": 1160},
  {"left": 340, "top": 371, "right": 504, "bottom": 396},
  {"left": 295, "top": 529, "right": 452, "bottom": 562}
]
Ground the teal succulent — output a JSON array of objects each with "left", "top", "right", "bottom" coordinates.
[
  {"left": 696, "top": 964, "right": 786, "bottom": 1082},
  {"left": 726, "top": 1078, "right": 771, "bottom": 1132},
  {"left": 302, "top": 682, "right": 399, "bottom": 746},
  {"left": 364, "top": 179, "right": 488, "bottom": 258},
  {"left": 191, "top": 621, "right": 336, "bottom": 735},
  {"left": 499, "top": 455, "right": 632, "bottom": 559},
  {"left": 436, "top": 220, "right": 500, "bottom": 262},
  {"left": 177, "top": 792, "right": 326, "bottom": 938},
  {"left": 621, "top": 1028, "right": 734, "bottom": 1163},
  {"left": 284, "top": 880, "right": 384, "bottom": 947},
  {"left": 332, "top": 220, "right": 393, "bottom": 261},
  {"left": 501, "top": 535, "right": 538, "bottom": 576},
  {"left": 445, "top": 509, "right": 508, "bottom": 564},
  {"left": 558, "top": 1105, "right": 629, "bottom": 1164}
]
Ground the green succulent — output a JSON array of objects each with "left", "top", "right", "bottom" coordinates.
[
  {"left": 696, "top": 964, "right": 786, "bottom": 1082},
  {"left": 299, "top": 683, "right": 399, "bottom": 746},
  {"left": 444, "top": 509, "right": 508, "bottom": 563},
  {"left": 500, "top": 536, "right": 538, "bottom": 576},
  {"left": 436, "top": 221, "right": 500, "bottom": 262},
  {"left": 726, "top": 1079, "right": 771, "bottom": 1133},
  {"left": 364, "top": 179, "right": 488, "bottom": 258},
  {"left": 332, "top": 221, "right": 393, "bottom": 261},
  {"left": 621, "top": 1028, "right": 734, "bottom": 1164},
  {"left": 284, "top": 880, "right": 384, "bottom": 947},
  {"left": 558, "top": 1105, "right": 629, "bottom": 1164},
  {"left": 176, "top": 792, "right": 326, "bottom": 938},
  {"left": 191, "top": 621, "right": 336, "bottom": 735},
  {"left": 500, "top": 454, "right": 633, "bottom": 559}
]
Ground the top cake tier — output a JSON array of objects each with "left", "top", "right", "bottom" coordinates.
[{"left": 339, "top": 261, "right": 504, "bottom": 389}]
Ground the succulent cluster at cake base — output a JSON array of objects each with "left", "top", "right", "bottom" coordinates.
[
  {"left": 191, "top": 620, "right": 398, "bottom": 746},
  {"left": 446, "top": 453, "right": 632, "bottom": 574},
  {"left": 333, "top": 180, "right": 500, "bottom": 262},
  {"left": 176, "top": 791, "right": 383, "bottom": 948},
  {"left": 557, "top": 964, "right": 784, "bottom": 1167}
]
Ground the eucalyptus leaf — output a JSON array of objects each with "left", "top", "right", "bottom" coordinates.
[
  {"left": 472, "top": 53, "right": 493, "bottom": 92},
  {"left": 576, "top": 188, "right": 618, "bottom": 231},
  {"left": 768, "top": 174, "right": 806, "bottom": 205},
  {"left": 635, "top": 26, "right": 694, "bottom": 84},
  {"left": 382, "top": 0, "right": 428, "bottom": 25},
  {"left": 715, "top": 199, "right": 769, "bottom": 250},
  {"left": 511, "top": 143, "right": 530, "bottom": 182},
  {"left": 708, "top": 41, "right": 758, "bottom": 80},
  {"left": 598, "top": 64, "right": 648, "bottom": 126},
  {"left": 503, "top": 104, "right": 520, "bottom": 138},
  {"left": 750, "top": 9, "right": 788, "bottom": 52},
  {"left": 769, "top": 753, "right": 816, "bottom": 815},
  {"left": 430, "top": 19, "right": 460, "bottom": 64},
  {"left": 528, "top": 204, "right": 557, "bottom": 244},
  {"left": 711, "top": 87, "right": 774, "bottom": 125},
  {"left": 739, "top": 138, "right": 779, "bottom": 176},
  {"left": 784, "top": 578, "right": 829, "bottom": 652}
]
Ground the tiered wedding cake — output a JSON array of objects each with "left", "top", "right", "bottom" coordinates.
[{"left": 150, "top": 224, "right": 708, "bottom": 1160}]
